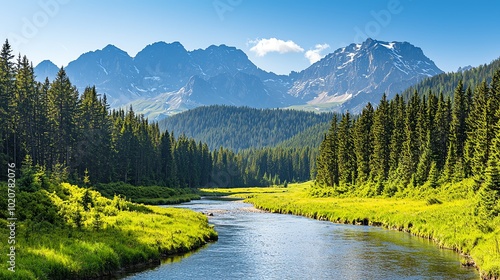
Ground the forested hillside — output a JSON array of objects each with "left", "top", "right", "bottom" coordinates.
[
  {"left": 158, "top": 105, "right": 333, "bottom": 151},
  {"left": 401, "top": 57, "right": 500, "bottom": 100},
  {"left": 274, "top": 122, "right": 331, "bottom": 149}
]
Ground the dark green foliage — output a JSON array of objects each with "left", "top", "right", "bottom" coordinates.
[
  {"left": 475, "top": 159, "right": 500, "bottom": 219},
  {"left": 449, "top": 81, "right": 468, "bottom": 162},
  {"left": 158, "top": 105, "right": 333, "bottom": 151},
  {"left": 370, "top": 93, "right": 392, "bottom": 183},
  {"left": 434, "top": 93, "right": 450, "bottom": 169},
  {"left": 337, "top": 112, "right": 356, "bottom": 185},
  {"left": 0, "top": 40, "right": 15, "bottom": 178},
  {"left": 427, "top": 161, "right": 440, "bottom": 189},
  {"left": 388, "top": 95, "right": 405, "bottom": 174},
  {"left": 47, "top": 67, "right": 80, "bottom": 168},
  {"left": 316, "top": 115, "right": 339, "bottom": 187},
  {"left": 398, "top": 91, "right": 421, "bottom": 183},
  {"left": 275, "top": 121, "right": 330, "bottom": 149},
  {"left": 354, "top": 103, "right": 374, "bottom": 184},
  {"left": 465, "top": 71, "right": 500, "bottom": 179},
  {"left": 401, "top": 57, "right": 500, "bottom": 101}
]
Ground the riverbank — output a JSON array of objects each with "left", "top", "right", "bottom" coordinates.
[
  {"left": 202, "top": 181, "right": 500, "bottom": 280},
  {"left": 0, "top": 182, "right": 217, "bottom": 279}
]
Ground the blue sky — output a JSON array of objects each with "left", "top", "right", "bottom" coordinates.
[{"left": 1, "top": 0, "right": 499, "bottom": 75}]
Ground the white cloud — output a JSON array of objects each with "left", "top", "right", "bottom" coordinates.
[
  {"left": 249, "top": 38, "right": 304, "bottom": 57},
  {"left": 305, "top": 44, "right": 330, "bottom": 64}
]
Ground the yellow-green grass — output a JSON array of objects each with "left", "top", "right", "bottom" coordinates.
[
  {"left": 0, "top": 183, "right": 217, "bottom": 280},
  {"left": 204, "top": 181, "right": 500, "bottom": 279}
]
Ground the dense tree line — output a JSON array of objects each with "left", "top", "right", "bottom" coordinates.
[
  {"left": 401, "top": 57, "right": 500, "bottom": 101},
  {"left": 158, "top": 105, "right": 333, "bottom": 151},
  {"left": 210, "top": 146, "right": 317, "bottom": 187},
  {"left": 316, "top": 69, "right": 500, "bottom": 216}
]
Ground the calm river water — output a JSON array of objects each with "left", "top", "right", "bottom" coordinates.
[{"left": 125, "top": 198, "right": 479, "bottom": 280}]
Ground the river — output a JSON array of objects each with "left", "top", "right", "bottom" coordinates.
[{"left": 125, "top": 198, "right": 479, "bottom": 280}]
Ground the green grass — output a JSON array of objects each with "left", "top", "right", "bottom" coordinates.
[
  {"left": 0, "top": 183, "right": 217, "bottom": 279},
  {"left": 204, "top": 181, "right": 500, "bottom": 279}
]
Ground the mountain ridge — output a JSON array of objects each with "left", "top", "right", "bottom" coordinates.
[{"left": 35, "top": 38, "right": 443, "bottom": 119}]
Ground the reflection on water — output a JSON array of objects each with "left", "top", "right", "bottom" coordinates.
[{"left": 125, "top": 199, "right": 479, "bottom": 280}]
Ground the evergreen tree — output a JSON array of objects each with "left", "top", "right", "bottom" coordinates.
[
  {"left": 75, "top": 86, "right": 112, "bottom": 182},
  {"left": 316, "top": 115, "right": 339, "bottom": 187},
  {"left": 370, "top": 94, "right": 392, "bottom": 183},
  {"left": 13, "top": 55, "right": 37, "bottom": 165},
  {"left": 33, "top": 78, "right": 51, "bottom": 167},
  {"left": 465, "top": 81, "right": 492, "bottom": 177},
  {"left": 434, "top": 92, "right": 450, "bottom": 169},
  {"left": 444, "top": 80, "right": 468, "bottom": 181},
  {"left": 337, "top": 112, "right": 356, "bottom": 185},
  {"left": 398, "top": 91, "right": 421, "bottom": 183},
  {"left": 415, "top": 134, "right": 433, "bottom": 186},
  {"left": 493, "top": 115, "right": 500, "bottom": 164},
  {"left": 427, "top": 161, "right": 439, "bottom": 189},
  {"left": 47, "top": 67, "right": 80, "bottom": 168},
  {"left": 354, "top": 103, "right": 374, "bottom": 184},
  {"left": 426, "top": 93, "right": 439, "bottom": 163},
  {"left": 475, "top": 159, "right": 500, "bottom": 219},
  {"left": 0, "top": 40, "right": 15, "bottom": 171},
  {"left": 159, "top": 130, "right": 176, "bottom": 185},
  {"left": 388, "top": 95, "right": 405, "bottom": 174}
]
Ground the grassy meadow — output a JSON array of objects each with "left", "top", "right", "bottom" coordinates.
[
  {"left": 0, "top": 182, "right": 217, "bottom": 280},
  {"left": 202, "top": 180, "right": 500, "bottom": 280}
]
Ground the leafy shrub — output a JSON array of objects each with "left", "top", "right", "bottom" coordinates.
[{"left": 426, "top": 197, "right": 443, "bottom": 205}]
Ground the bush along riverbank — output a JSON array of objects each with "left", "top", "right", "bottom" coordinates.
[
  {"left": 212, "top": 181, "right": 499, "bottom": 280},
  {"left": 96, "top": 182, "right": 201, "bottom": 205},
  {"left": 0, "top": 181, "right": 217, "bottom": 280}
]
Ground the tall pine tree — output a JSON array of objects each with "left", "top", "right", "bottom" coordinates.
[
  {"left": 316, "top": 115, "right": 339, "bottom": 187},
  {"left": 354, "top": 103, "right": 374, "bottom": 184},
  {"left": 370, "top": 93, "right": 392, "bottom": 183},
  {"left": 47, "top": 67, "right": 80, "bottom": 168},
  {"left": 337, "top": 112, "right": 356, "bottom": 185}
]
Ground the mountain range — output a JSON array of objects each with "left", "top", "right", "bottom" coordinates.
[{"left": 34, "top": 38, "right": 443, "bottom": 119}]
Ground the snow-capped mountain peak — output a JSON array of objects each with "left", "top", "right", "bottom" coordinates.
[{"left": 288, "top": 38, "right": 443, "bottom": 112}]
